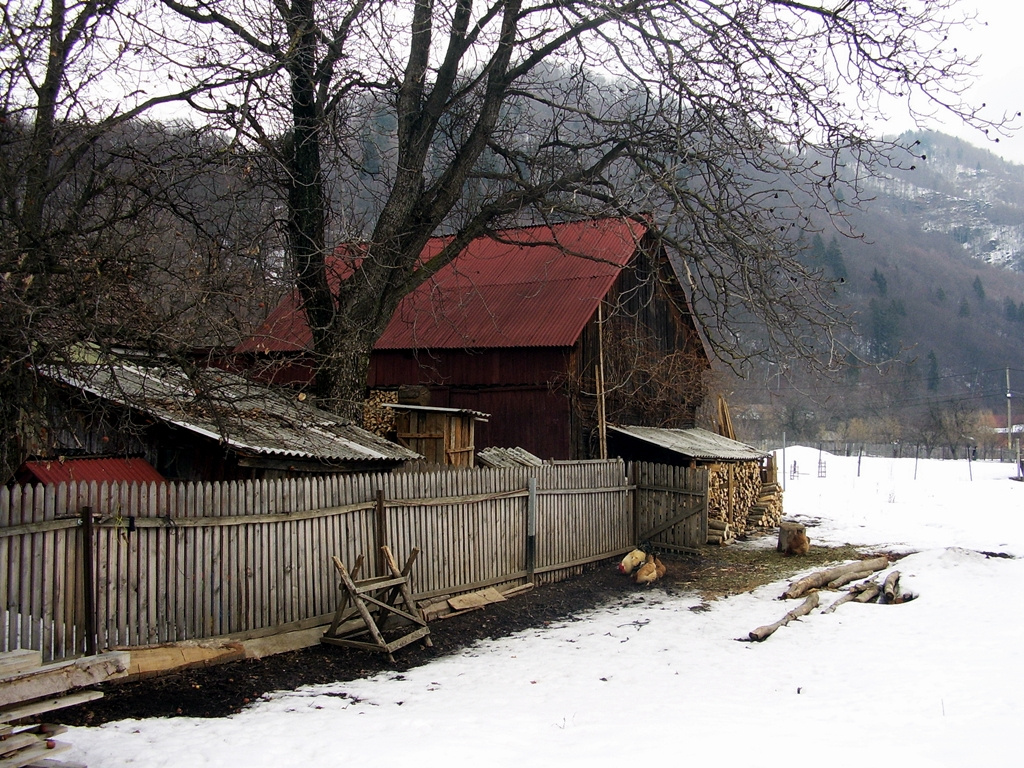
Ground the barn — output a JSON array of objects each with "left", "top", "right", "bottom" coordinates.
[{"left": 235, "top": 217, "right": 711, "bottom": 460}]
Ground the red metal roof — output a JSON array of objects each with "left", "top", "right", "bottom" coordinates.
[
  {"left": 16, "top": 456, "right": 167, "bottom": 486},
  {"left": 237, "top": 218, "right": 648, "bottom": 353}
]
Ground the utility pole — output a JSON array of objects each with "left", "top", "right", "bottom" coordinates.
[{"left": 1007, "top": 367, "right": 1013, "bottom": 451}]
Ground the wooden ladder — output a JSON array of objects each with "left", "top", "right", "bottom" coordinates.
[{"left": 321, "top": 546, "right": 432, "bottom": 662}]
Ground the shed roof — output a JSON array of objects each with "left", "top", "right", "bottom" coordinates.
[
  {"left": 380, "top": 403, "right": 490, "bottom": 421},
  {"left": 49, "top": 363, "right": 419, "bottom": 465},
  {"left": 16, "top": 456, "right": 166, "bottom": 486},
  {"left": 237, "top": 217, "right": 648, "bottom": 354},
  {"left": 609, "top": 425, "right": 767, "bottom": 461}
]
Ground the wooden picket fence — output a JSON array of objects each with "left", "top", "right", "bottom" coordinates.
[{"left": 0, "top": 460, "right": 706, "bottom": 662}]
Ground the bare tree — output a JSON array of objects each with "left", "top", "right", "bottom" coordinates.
[
  {"left": 147, "top": 0, "right": 1007, "bottom": 419},
  {"left": 0, "top": 1, "right": 279, "bottom": 479},
  {"left": 4, "top": 0, "right": 1011, "bottom": 476}
]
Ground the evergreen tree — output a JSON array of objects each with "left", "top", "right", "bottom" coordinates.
[
  {"left": 871, "top": 268, "right": 888, "bottom": 297},
  {"left": 824, "top": 236, "right": 848, "bottom": 281},
  {"left": 973, "top": 275, "right": 985, "bottom": 301},
  {"left": 926, "top": 350, "right": 940, "bottom": 392},
  {"left": 1005, "top": 297, "right": 1018, "bottom": 323}
]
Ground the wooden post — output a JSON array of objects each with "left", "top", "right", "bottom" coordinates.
[
  {"left": 375, "top": 490, "right": 387, "bottom": 576},
  {"left": 596, "top": 302, "right": 607, "bottom": 460},
  {"left": 526, "top": 477, "right": 537, "bottom": 583},
  {"left": 80, "top": 506, "right": 97, "bottom": 656}
]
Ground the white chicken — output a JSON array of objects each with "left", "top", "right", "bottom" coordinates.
[{"left": 617, "top": 549, "right": 647, "bottom": 575}]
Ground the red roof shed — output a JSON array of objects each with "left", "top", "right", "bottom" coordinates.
[{"left": 15, "top": 456, "right": 167, "bottom": 486}]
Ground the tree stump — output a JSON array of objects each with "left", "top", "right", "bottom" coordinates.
[{"left": 778, "top": 521, "right": 807, "bottom": 553}]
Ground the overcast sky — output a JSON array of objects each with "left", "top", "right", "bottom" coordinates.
[{"left": 888, "top": 2, "right": 1024, "bottom": 165}]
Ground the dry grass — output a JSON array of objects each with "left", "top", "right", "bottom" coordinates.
[{"left": 663, "top": 534, "right": 883, "bottom": 605}]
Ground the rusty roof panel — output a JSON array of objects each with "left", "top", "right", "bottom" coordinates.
[
  {"left": 236, "top": 217, "right": 647, "bottom": 354},
  {"left": 17, "top": 456, "right": 167, "bottom": 486}
]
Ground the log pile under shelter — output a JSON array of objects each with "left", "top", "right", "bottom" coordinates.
[{"left": 706, "top": 455, "right": 783, "bottom": 544}]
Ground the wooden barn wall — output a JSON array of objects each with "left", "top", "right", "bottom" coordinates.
[
  {"left": 369, "top": 348, "right": 568, "bottom": 388},
  {"left": 371, "top": 348, "right": 576, "bottom": 460},
  {"left": 5, "top": 460, "right": 711, "bottom": 661},
  {"left": 571, "top": 247, "right": 708, "bottom": 456}
]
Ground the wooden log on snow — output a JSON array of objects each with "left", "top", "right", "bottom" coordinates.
[
  {"left": 822, "top": 578, "right": 879, "bottom": 613},
  {"left": 747, "top": 593, "right": 819, "bottom": 641},
  {"left": 854, "top": 583, "right": 882, "bottom": 603},
  {"left": 827, "top": 569, "right": 875, "bottom": 590},
  {"left": 882, "top": 571, "right": 901, "bottom": 603},
  {"left": 781, "top": 556, "right": 889, "bottom": 599}
]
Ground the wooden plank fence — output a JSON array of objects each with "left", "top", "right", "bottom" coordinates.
[{"left": 1, "top": 460, "right": 705, "bottom": 661}]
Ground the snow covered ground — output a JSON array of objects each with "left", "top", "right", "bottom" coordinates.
[{"left": 68, "top": 446, "right": 1024, "bottom": 767}]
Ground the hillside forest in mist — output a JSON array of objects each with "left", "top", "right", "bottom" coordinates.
[{"left": 726, "top": 130, "right": 1024, "bottom": 457}]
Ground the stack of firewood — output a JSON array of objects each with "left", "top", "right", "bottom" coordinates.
[
  {"left": 707, "top": 461, "right": 781, "bottom": 543},
  {"left": 746, "top": 481, "right": 783, "bottom": 530},
  {"left": 362, "top": 389, "right": 398, "bottom": 437}
]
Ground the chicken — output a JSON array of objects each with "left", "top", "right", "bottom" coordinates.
[
  {"left": 633, "top": 553, "right": 658, "bottom": 585},
  {"left": 654, "top": 555, "right": 666, "bottom": 580},
  {"left": 618, "top": 548, "right": 647, "bottom": 575}
]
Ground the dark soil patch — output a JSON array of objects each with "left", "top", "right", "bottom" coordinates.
[{"left": 53, "top": 538, "right": 881, "bottom": 726}]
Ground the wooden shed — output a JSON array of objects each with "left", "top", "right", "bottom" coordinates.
[{"left": 382, "top": 404, "right": 489, "bottom": 467}]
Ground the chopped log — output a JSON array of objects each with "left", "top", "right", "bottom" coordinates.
[
  {"left": 706, "top": 534, "right": 723, "bottom": 545},
  {"left": 854, "top": 583, "right": 882, "bottom": 603},
  {"left": 822, "top": 591, "right": 858, "bottom": 614},
  {"left": 827, "top": 569, "right": 875, "bottom": 590},
  {"left": 747, "top": 593, "right": 819, "bottom": 642},
  {"left": 822, "top": 578, "right": 880, "bottom": 613},
  {"left": 708, "top": 518, "right": 729, "bottom": 532},
  {"left": 781, "top": 556, "right": 889, "bottom": 599},
  {"left": 882, "top": 571, "right": 901, "bottom": 603}
]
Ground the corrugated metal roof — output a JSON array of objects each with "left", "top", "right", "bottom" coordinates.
[
  {"left": 236, "top": 217, "right": 647, "bottom": 354},
  {"left": 380, "top": 403, "right": 490, "bottom": 421},
  {"left": 609, "top": 425, "right": 767, "bottom": 461},
  {"left": 17, "top": 456, "right": 166, "bottom": 486},
  {"left": 477, "top": 447, "right": 544, "bottom": 468},
  {"left": 48, "top": 363, "right": 419, "bottom": 464}
]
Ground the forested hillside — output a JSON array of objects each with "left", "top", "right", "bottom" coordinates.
[{"left": 727, "top": 131, "right": 1024, "bottom": 452}]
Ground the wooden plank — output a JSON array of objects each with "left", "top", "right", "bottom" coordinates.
[
  {"left": 0, "top": 691, "right": 103, "bottom": 724},
  {"left": 0, "top": 653, "right": 129, "bottom": 708},
  {"left": 447, "top": 587, "right": 506, "bottom": 611},
  {"left": 0, "top": 738, "right": 71, "bottom": 768},
  {"left": 0, "top": 650, "right": 42, "bottom": 679}
]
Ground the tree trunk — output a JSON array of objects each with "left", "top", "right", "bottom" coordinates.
[
  {"left": 747, "top": 593, "right": 819, "bottom": 642},
  {"left": 781, "top": 556, "right": 889, "bottom": 599}
]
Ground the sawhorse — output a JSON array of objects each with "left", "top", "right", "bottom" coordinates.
[{"left": 321, "top": 545, "right": 432, "bottom": 662}]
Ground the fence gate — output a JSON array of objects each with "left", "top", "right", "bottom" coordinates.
[{"left": 629, "top": 462, "right": 708, "bottom": 553}]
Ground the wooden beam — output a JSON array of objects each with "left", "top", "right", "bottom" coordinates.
[{"left": 0, "top": 653, "right": 129, "bottom": 709}]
